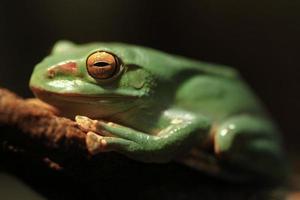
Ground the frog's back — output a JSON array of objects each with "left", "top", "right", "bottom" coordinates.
[{"left": 174, "top": 73, "right": 268, "bottom": 120}]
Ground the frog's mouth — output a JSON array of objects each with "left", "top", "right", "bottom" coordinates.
[
  {"left": 30, "top": 86, "right": 138, "bottom": 103},
  {"left": 30, "top": 86, "right": 141, "bottom": 119}
]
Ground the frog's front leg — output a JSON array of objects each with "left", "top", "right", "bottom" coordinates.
[{"left": 76, "top": 110, "right": 211, "bottom": 163}]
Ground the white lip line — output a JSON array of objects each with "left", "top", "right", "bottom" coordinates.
[
  {"left": 51, "top": 96, "right": 131, "bottom": 104},
  {"left": 31, "top": 86, "right": 138, "bottom": 101}
]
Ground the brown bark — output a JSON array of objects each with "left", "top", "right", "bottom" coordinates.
[
  {"left": 0, "top": 88, "right": 90, "bottom": 169},
  {"left": 0, "top": 88, "right": 86, "bottom": 147}
]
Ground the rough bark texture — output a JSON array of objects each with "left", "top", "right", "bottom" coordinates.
[
  {"left": 0, "top": 87, "right": 297, "bottom": 200},
  {"left": 0, "top": 88, "right": 86, "bottom": 152}
]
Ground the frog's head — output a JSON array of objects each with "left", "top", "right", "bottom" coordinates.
[{"left": 29, "top": 41, "right": 158, "bottom": 119}]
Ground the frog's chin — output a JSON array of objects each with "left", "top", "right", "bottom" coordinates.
[{"left": 30, "top": 86, "right": 139, "bottom": 119}]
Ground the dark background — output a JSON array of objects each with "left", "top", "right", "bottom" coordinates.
[
  {"left": 1, "top": 0, "right": 299, "bottom": 153},
  {"left": 0, "top": 0, "right": 299, "bottom": 198}
]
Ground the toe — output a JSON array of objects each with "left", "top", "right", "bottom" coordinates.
[
  {"left": 86, "top": 131, "right": 107, "bottom": 154},
  {"left": 75, "top": 115, "right": 96, "bottom": 131}
]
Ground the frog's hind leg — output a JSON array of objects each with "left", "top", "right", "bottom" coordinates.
[
  {"left": 176, "top": 147, "right": 222, "bottom": 177},
  {"left": 213, "top": 115, "right": 287, "bottom": 182}
]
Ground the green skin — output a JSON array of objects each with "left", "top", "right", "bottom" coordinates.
[{"left": 30, "top": 41, "right": 286, "bottom": 181}]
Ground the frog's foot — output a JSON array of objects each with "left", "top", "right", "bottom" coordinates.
[
  {"left": 85, "top": 131, "right": 135, "bottom": 155},
  {"left": 75, "top": 115, "right": 145, "bottom": 158}
]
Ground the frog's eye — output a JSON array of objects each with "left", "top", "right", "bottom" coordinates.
[{"left": 86, "top": 51, "right": 122, "bottom": 80}]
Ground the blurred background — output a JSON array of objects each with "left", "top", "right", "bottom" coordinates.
[{"left": 0, "top": 0, "right": 299, "bottom": 198}]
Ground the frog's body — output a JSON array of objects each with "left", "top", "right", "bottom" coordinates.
[{"left": 30, "top": 41, "right": 287, "bottom": 182}]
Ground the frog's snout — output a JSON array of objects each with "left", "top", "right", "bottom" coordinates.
[{"left": 47, "top": 61, "right": 78, "bottom": 78}]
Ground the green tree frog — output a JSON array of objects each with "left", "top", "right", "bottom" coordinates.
[{"left": 29, "top": 41, "right": 287, "bottom": 181}]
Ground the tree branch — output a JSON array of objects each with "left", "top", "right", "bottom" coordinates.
[
  {"left": 0, "top": 88, "right": 92, "bottom": 169},
  {"left": 0, "top": 88, "right": 86, "bottom": 148}
]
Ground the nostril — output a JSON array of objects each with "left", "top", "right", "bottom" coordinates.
[{"left": 47, "top": 61, "right": 77, "bottom": 78}]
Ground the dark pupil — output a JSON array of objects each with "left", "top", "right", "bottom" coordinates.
[{"left": 93, "top": 61, "right": 109, "bottom": 67}]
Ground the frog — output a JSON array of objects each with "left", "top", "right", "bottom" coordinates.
[{"left": 29, "top": 41, "right": 287, "bottom": 182}]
